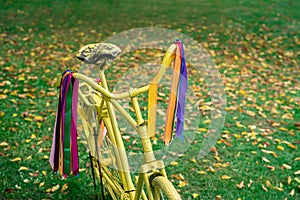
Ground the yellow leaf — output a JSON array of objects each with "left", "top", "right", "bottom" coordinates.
[
  {"left": 203, "top": 119, "right": 211, "bottom": 124},
  {"left": 34, "top": 116, "right": 43, "bottom": 122},
  {"left": 290, "top": 189, "right": 295, "bottom": 196},
  {"left": 294, "top": 170, "right": 300, "bottom": 175},
  {"left": 11, "top": 157, "right": 22, "bottom": 162},
  {"left": 192, "top": 193, "right": 199, "bottom": 199},
  {"left": 51, "top": 184, "right": 60, "bottom": 192},
  {"left": 208, "top": 167, "right": 216, "bottom": 173},
  {"left": 282, "top": 164, "right": 292, "bottom": 169},
  {"left": 24, "top": 117, "right": 32, "bottom": 122},
  {"left": 261, "top": 149, "right": 278, "bottom": 157},
  {"left": 39, "top": 182, "right": 45, "bottom": 188},
  {"left": 19, "top": 166, "right": 29, "bottom": 171},
  {"left": 236, "top": 181, "right": 244, "bottom": 189},
  {"left": 288, "top": 176, "right": 292, "bottom": 185},
  {"left": 279, "top": 127, "right": 288, "bottom": 131},
  {"left": 214, "top": 156, "right": 220, "bottom": 161},
  {"left": 43, "top": 155, "right": 49, "bottom": 159},
  {"left": 0, "top": 94, "right": 8, "bottom": 99},
  {"left": 46, "top": 188, "right": 52, "bottom": 193},
  {"left": 170, "top": 161, "right": 178, "bottom": 166},
  {"left": 197, "top": 171, "right": 207, "bottom": 175},
  {"left": 277, "top": 145, "right": 284, "bottom": 151},
  {"left": 265, "top": 180, "right": 272, "bottom": 188},
  {"left": 262, "top": 184, "right": 268, "bottom": 192},
  {"left": 79, "top": 168, "right": 86, "bottom": 172},
  {"left": 197, "top": 128, "right": 207, "bottom": 132},
  {"left": 245, "top": 110, "right": 256, "bottom": 117},
  {"left": 61, "top": 183, "right": 68, "bottom": 192},
  {"left": 287, "top": 143, "right": 296, "bottom": 150},
  {"left": 221, "top": 175, "right": 231, "bottom": 180},
  {"left": 273, "top": 186, "right": 284, "bottom": 191},
  {"left": 262, "top": 157, "right": 270, "bottom": 163},
  {"left": 42, "top": 171, "right": 47, "bottom": 176},
  {"left": 216, "top": 195, "right": 222, "bottom": 200},
  {"left": 0, "top": 142, "right": 9, "bottom": 147},
  {"left": 294, "top": 177, "right": 300, "bottom": 183},
  {"left": 13, "top": 113, "right": 18, "bottom": 117},
  {"left": 31, "top": 134, "right": 37, "bottom": 139},
  {"left": 178, "top": 180, "right": 188, "bottom": 187},
  {"left": 248, "top": 180, "right": 253, "bottom": 188},
  {"left": 190, "top": 159, "right": 197, "bottom": 163}
]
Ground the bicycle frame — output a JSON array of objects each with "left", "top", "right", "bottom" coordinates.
[{"left": 72, "top": 44, "right": 177, "bottom": 200}]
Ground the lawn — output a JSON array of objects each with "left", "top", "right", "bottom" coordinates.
[{"left": 0, "top": 0, "right": 299, "bottom": 199}]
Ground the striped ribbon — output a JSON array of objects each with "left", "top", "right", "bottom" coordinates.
[
  {"left": 49, "top": 70, "right": 79, "bottom": 178},
  {"left": 148, "top": 40, "right": 188, "bottom": 145}
]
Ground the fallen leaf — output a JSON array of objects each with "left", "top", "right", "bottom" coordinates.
[
  {"left": 0, "top": 142, "right": 9, "bottom": 147},
  {"left": 277, "top": 145, "right": 284, "bottom": 151},
  {"left": 236, "top": 181, "right": 244, "bottom": 189},
  {"left": 248, "top": 180, "right": 253, "bottom": 188},
  {"left": 178, "top": 180, "right": 188, "bottom": 187},
  {"left": 192, "top": 193, "right": 199, "bottom": 199},
  {"left": 170, "top": 161, "right": 178, "bottom": 166},
  {"left": 273, "top": 186, "right": 284, "bottom": 191},
  {"left": 282, "top": 164, "right": 292, "bottom": 169},
  {"left": 61, "top": 183, "right": 68, "bottom": 192},
  {"left": 262, "top": 184, "right": 268, "bottom": 192},
  {"left": 19, "top": 166, "right": 29, "bottom": 171},
  {"left": 51, "top": 184, "right": 60, "bottom": 192},
  {"left": 221, "top": 175, "right": 231, "bottom": 180},
  {"left": 39, "top": 182, "right": 45, "bottom": 188},
  {"left": 11, "top": 157, "right": 21, "bottom": 162},
  {"left": 265, "top": 180, "right": 272, "bottom": 188}
]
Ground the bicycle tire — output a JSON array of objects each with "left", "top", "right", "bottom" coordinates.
[{"left": 151, "top": 176, "right": 182, "bottom": 200}]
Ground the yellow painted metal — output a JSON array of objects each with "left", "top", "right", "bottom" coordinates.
[{"left": 73, "top": 44, "right": 181, "bottom": 199}]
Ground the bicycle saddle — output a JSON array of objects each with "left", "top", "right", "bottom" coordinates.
[{"left": 76, "top": 43, "right": 121, "bottom": 69}]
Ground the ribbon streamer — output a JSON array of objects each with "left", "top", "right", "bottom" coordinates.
[{"left": 50, "top": 70, "right": 79, "bottom": 178}]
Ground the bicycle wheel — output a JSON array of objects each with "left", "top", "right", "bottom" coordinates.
[{"left": 151, "top": 176, "right": 182, "bottom": 200}]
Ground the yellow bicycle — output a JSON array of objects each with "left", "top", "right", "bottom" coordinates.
[{"left": 51, "top": 41, "right": 184, "bottom": 200}]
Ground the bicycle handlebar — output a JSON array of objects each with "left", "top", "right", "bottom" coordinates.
[{"left": 73, "top": 43, "right": 177, "bottom": 100}]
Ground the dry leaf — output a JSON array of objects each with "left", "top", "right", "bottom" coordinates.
[
  {"left": 221, "top": 175, "right": 231, "bottom": 180},
  {"left": 61, "top": 183, "right": 68, "bottom": 192},
  {"left": 170, "top": 161, "right": 178, "bottom": 166},
  {"left": 294, "top": 170, "right": 300, "bottom": 175},
  {"left": 39, "top": 182, "right": 45, "bottom": 188},
  {"left": 11, "top": 157, "right": 21, "bottom": 162},
  {"left": 273, "top": 186, "right": 283, "bottom": 191},
  {"left": 262, "top": 184, "right": 268, "bottom": 192},
  {"left": 192, "top": 193, "right": 199, "bottom": 199},
  {"left": 19, "top": 166, "right": 29, "bottom": 171},
  {"left": 51, "top": 184, "right": 60, "bottom": 192},
  {"left": 178, "top": 180, "right": 188, "bottom": 187},
  {"left": 290, "top": 189, "right": 295, "bottom": 196},
  {"left": 265, "top": 180, "right": 272, "bottom": 188},
  {"left": 236, "top": 181, "right": 244, "bottom": 189},
  {"left": 248, "top": 180, "right": 253, "bottom": 188},
  {"left": 282, "top": 164, "right": 292, "bottom": 169},
  {"left": 277, "top": 145, "right": 284, "bottom": 151},
  {"left": 0, "top": 142, "right": 9, "bottom": 147},
  {"left": 197, "top": 171, "right": 207, "bottom": 175}
]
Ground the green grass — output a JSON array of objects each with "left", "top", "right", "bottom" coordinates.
[{"left": 1, "top": 0, "right": 299, "bottom": 199}]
